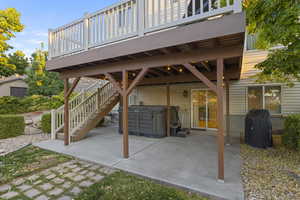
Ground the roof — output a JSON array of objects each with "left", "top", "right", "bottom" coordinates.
[{"left": 0, "top": 75, "right": 27, "bottom": 85}]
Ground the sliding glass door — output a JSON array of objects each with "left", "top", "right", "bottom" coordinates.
[{"left": 191, "top": 89, "right": 218, "bottom": 130}]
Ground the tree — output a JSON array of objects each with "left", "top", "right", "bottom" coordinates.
[
  {"left": 0, "top": 8, "right": 24, "bottom": 77},
  {"left": 25, "top": 46, "right": 64, "bottom": 96},
  {"left": 244, "top": 0, "right": 300, "bottom": 86},
  {"left": 7, "top": 50, "right": 29, "bottom": 75}
]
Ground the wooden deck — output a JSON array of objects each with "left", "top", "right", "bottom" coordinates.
[{"left": 46, "top": 0, "right": 245, "bottom": 182}]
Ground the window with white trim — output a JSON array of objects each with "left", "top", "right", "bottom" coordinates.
[{"left": 247, "top": 85, "right": 282, "bottom": 114}]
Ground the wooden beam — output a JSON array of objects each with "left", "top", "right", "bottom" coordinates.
[
  {"left": 59, "top": 45, "right": 243, "bottom": 79},
  {"left": 122, "top": 70, "right": 129, "bottom": 158},
  {"left": 138, "top": 68, "right": 240, "bottom": 86},
  {"left": 183, "top": 63, "right": 217, "bottom": 93},
  {"left": 64, "top": 79, "right": 70, "bottom": 146},
  {"left": 105, "top": 73, "right": 123, "bottom": 95},
  {"left": 200, "top": 61, "right": 211, "bottom": 72},
  {"left": 166, "top": 84, "right": 170, "bottom": 137},
  {"left": 126, "top": 68, "right": 149, "bottom": 95},
  {"left": 66, "top": 77, "right": 81, "bottom": 98},
  {"left": 217, "top": 58, "right": 225, "bottom": 181}
]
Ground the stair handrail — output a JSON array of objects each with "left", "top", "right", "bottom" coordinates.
[
  {"left": 69, "top": 82, "right": 118, "bottom": 138},
  {"left": 51, "top": 79, "right": 107, "bottom": 139}
]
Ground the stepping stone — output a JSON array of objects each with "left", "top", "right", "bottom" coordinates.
[
  {"left": 25, "top": 188, "right": 41, "bottom": 198},
  {"left": 0, "top": 184, "right": 11, "bottom": 192},
  {"left": 1, "top": 191, "right": 18, "bottom": 199},
  {"left": 36, "top": 195, "right": 49, "bottom": 200},
  {"left": 64, "top": 172, "right": 76, "bottom": 178},
  {"left": 61, "top": 182, "right": 72, "bottom": 189},
  {"left": 17, "top": 184, "right": 31, "bottom": 192},
  {"left": 57, "top": 196, "right": 72, "bottom": 200},
  {"left": 27, "top": 174, "right": 40, "bottom": 181},
  {"left": 34, "top": 180, "right": 43, "bottom": 185},
  {"left": 79, "top": 180, "right": 94, "bottom": 187},
  {"left": 90, "top": 165, "right": 100, "bottom": 170},
  {"left": 72, "top": 167, "right": 81, "bottom": 173},
  {"left": 79, "top": 170, "right": 88, "bottom": 175},
  {"left": 91, "top": 175, "right": 104, "bottom": 182},
  {"left": 71, "top": 175, "right": 85, "bottom": 181},
  {"left": 86, "top": 171, "right": 96, "bottom": 177},
  {"left": 46, "top": 174, "right": 56, "bottom": 180},
  {"left": 48, "top": 188, "right": 63, "bottom": 196},
  {"left": 99, "top": 167, "right": 116, "bottom": 175},
  {"left": 53, "top": 177, "right": 64, "bottom": 184},
  {"left": 70, "top": 187, "right": 81, "bottom": 195},
  {"left": 12, "top": 178, "right": 25, "bottom": 186},
  {"left": 39, "top": 183, "right": 54, "bottom": 191}
]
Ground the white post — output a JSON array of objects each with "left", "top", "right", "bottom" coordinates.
[
  {"left": 138, "top": 0, "right": 145, "bottom": 36},
  {"left": 51, "top": 109, "right": 56, "bottom": 140},
  {"left": 83, "top": 12, "right": 90, "bottom": 51},
  {"left": 233, "top": 0, "right": 243, "bottom": 13},
  {"left": 48, "top": 29, "right": 53, "bottom": 60}
]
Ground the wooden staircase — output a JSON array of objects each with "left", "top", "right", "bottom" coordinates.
[{"left": 51, "top": 81, "right": 119, "bottom": 143}]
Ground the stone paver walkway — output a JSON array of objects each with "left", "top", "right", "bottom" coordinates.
[{"left": 0, "top": 160, "right": 116, "bottom": 200}]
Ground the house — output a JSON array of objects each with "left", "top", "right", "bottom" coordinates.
[
  {"left": 45, "top": 0, "right": 300, "bottom": 189},
  {"left": 0, "top": 75, "right": 28, "bottom": 97}
]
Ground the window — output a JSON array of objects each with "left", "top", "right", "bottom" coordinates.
[
  {"left": 246, "top": 34, "right": 258, "bottom": 50},
  {"left": 247, "top": 85, "right": 281, "bottom": 114}
]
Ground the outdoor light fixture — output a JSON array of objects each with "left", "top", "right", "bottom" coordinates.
[
  {"left": 179, "top": 68, "right": 183, "bottom": 72},
  {"left": 167, "top": 66, "right": 171, "bottom": 71}
]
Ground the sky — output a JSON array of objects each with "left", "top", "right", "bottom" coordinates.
[{"left": 1, "top": 0, "right": 119, "bottom": 57}]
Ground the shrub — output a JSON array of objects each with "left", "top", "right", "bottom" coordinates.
[
  {"left": 0, "top": 115, "right": 25, "bottom": 139},
  {"left": 41, "top": 113, "right": 51, "bottom": 133},
  {"left": 0, "top": 96, "right": 27, "bottom": 114},
  {"left": 283, "top": 114, "right": 300, "bottom": 151}
]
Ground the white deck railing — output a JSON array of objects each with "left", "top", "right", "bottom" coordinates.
[
  {"left": 48, "top": 0, "right": 242, "bottom": 59},
  {"left": 50, "top": 80, "right": 106, "bottom": 140}
]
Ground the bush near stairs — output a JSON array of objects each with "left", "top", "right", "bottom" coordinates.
[
  {"left": 41, "top": 113, "right": 51, "bottom": 134},
  {"left": 0, "top": 115, "right": 25, "bottom": 139},
  {"left": 283, "top": 114, "right": 300, "bottom": 151}
]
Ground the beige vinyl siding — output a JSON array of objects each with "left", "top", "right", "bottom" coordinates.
[
  {"left": 136, "top": 82, "right": 227, "bottom": 129},
  {"left": 282, "top": 82, "right": 300, "bottom": 114},
  {"left": 0, "top": 80, "right": 28, "bottom": 97},
  {"left": 233, "top": 49, "right": 300, "bottom": 115}
]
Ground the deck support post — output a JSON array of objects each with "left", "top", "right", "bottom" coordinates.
[
  {"left": 64, "top": 78, "right": 70, "bottom": 146},
  {"left": 217, "top": 58, "right": 225, "bottom": 181},
  {"left": 122, "top": 70, "right": 129, "bottom": 158},
  {"left": 166, "top": 84, "right": 171, "bottom": 137},
  {"left": 225, "top": 78, "right": 231, "bottom": 145},
  {"left": 64, "top": 77, "right": 81, "bottom": 146},
  {"left": 183, "top": 62, "right": 225, "bottom": 181},
  {"left": 105, "top": 68, "right": 149, "bottom": 158}
]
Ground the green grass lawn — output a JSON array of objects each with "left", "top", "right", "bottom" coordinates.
[
  {"left": 0, "top": 145, "right": 71, "bottom": 184},
  {"left": 76, "top": 171, "right": 208, "bottom": 200}
]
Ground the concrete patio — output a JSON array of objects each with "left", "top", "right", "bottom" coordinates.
[{"left": 35, "top": 125, "right": 244, "bottom": 200}]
